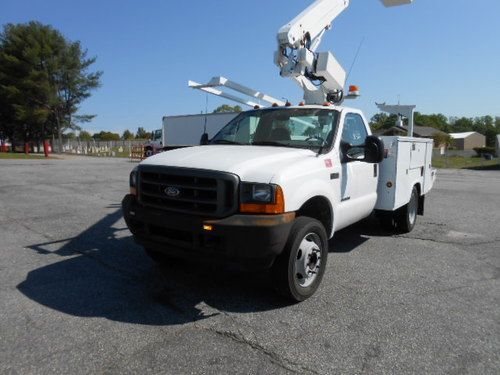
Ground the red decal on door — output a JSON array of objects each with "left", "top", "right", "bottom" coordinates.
[{"left": 324, "top": 159, "right": 333, "bottom": 168}]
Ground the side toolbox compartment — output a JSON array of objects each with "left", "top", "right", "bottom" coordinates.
[{"left": 376, "top": 136, "right": 434, "bottom": 212}]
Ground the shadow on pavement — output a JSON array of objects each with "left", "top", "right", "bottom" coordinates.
[
  {"left": 465, "top": 164, "right": 500, "bottom": 171},
  {"left": 18, "top": 208, "right": 290, "bottom": 326},
  {"left": 18, "top": 208, "right": 385, "bottom": 326},
  {"left": 330, "top": 216, "right": 389, "bottom": 253}
]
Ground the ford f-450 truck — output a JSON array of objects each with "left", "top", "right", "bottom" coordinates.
[{"left": 123, "top": 105, "right": 435, "bottom": 301}]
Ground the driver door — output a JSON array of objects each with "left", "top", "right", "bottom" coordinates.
[{"left": 337, "top": 112, "right": 378, "bottom": 228}]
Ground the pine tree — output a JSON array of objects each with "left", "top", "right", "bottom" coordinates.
[{"left": 0, "top": 22, "right": 102, "bottom": 151}]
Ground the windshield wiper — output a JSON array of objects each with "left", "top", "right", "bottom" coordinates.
[
  {"left": 252, "top": 141, "right": 295, "bottom": 148},
  {"left": 253, "top": 141, "right": 322, "bottom": 151},
  {"left": 211, "top": 139, "right": 244, "bottom": 145}
]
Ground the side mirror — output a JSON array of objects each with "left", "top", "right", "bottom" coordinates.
[
  {"left": 364, "top": 135, "right": 384, "bottom": 163},
  {"left": 340, "top": 141, "right": 351, "bottom": 162},
  {"left": 200, "top": 133, "right": 209, "bottom": 145}
]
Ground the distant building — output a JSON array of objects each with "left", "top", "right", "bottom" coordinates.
[{"left": 449, "top": 132, "right": 486, "bottom": 150}]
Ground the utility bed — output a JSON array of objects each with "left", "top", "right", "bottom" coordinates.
[{"left": 375, "top": 136, "right": 436, "bottom": 211}]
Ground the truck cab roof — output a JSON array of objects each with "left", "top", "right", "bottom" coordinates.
[{"left": 250, "top": 104, "right": 361, "bottom": 113}]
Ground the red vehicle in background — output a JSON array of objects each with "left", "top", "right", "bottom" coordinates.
[{"left": 0, "top": 139, "right": 11, "bottom": 153}]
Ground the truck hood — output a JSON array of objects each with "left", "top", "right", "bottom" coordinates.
[{"left": 141, "top": 145, "right": 314, "bottom": 183}]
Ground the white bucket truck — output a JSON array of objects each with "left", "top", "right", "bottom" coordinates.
[{"left": 123, "top": 0, "right": 433, "bottom": 302}]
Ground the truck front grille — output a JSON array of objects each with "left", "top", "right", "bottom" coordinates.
[{"left": 138, "top": 166, "right": 239, "bottom": 217}]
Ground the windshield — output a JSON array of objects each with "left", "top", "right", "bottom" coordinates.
[
  {"left": 153, "top": 130, "right": 162, "bottom": 141},
  {"left": 210, "top": 108, "right": 340, "bottom": 151}
]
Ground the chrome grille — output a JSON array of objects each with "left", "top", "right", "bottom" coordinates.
[{"left": 138, "top": 166, "right": 239, "bottom": 217}]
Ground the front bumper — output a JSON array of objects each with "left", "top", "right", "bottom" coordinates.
[{"left": 122, "top": 194, "right": 295, "bottom": 270}]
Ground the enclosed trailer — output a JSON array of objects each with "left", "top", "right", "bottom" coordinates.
[{"left": 161, "top": 112, "right": 239, "bottom": 147}]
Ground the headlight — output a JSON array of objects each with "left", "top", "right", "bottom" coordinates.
[
  {"left": 129, "top": 168, "right": 138, "bottom": 195},
  {"left": 240, "top": 183, "right": 285, "bottom": 214},
  {"left": 130, "top": 168, "right": 138, "bottom": 187},
  {"left": 241, "top": 183, "right": 274, "bottom": 203}
]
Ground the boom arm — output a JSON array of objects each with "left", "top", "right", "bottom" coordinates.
[{"left": 275, "top": 0, "right": 413, "bottom": 104}]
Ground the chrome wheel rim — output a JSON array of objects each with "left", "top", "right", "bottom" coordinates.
[
  {"left": 408, "top": 192, "right": 417, "bottom": 225},
  {"left": 294, "top": 233, "right": 322, "bottom": 288}
]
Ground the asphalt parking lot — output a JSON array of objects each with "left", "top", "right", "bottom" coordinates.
[{"left": 1, "top": 156, "right": 499, "bottom": 375}]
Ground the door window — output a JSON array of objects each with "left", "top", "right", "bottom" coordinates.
[{"left": 341, "top": 113, "right": 368, "bottom": 160}]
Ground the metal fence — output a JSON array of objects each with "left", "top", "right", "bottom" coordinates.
[{"left": 52, "top": 140, "right": 145, "bottom": 156}]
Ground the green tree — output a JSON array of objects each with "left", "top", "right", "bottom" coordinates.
[
  {"left": 93, "top": 131, "right": 120, "bottom": 141},
  {"left": 0, "top": 22, "right": 54, "bottom": 145},
  {"left": 213, "top": 104, "right": 243, "bottom": 113},
  {"left": 414, "top": 112, "right": 449, "bottom": 131},
  {"left": 64, "top": 132, "right": 76, "bottom": 140},
  {"left": 369, "top": 113, "right": 398, "bottom": 130},
  {"left": 468, "top": 116, "right": 499, "bottom": 146},
  {"left": 51, "top": 38, "right": 102, "bottom": 151},
  {"left": 122, "top": 129, "right": 135, "bottom": 140},
  {"left": 472, "top": 116, "right": 493, "bottom": 133},
  {"left": 433, "top": 132, "right": 453, "bottom": 148},
  {"left": 450, "top": 117, "right": 474, "bottom": 132},
  {"left": 135, "top": 127, "right": 151, "bottom": 140},
  {"left": 0, "top": 22, "right": 101, "bottom": 152},
  {"left": 484, "top": 127, "right": 499, "bottom": 147},
  {"left": 79, "top": 130, "right": 92, "bottom": 141},
  {"left": 478, "top": 115, "right": 494, "bottom": 128}
]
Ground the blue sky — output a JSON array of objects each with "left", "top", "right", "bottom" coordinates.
[{"left": 1, "top": 0, "right": 499, "bottom": 134}]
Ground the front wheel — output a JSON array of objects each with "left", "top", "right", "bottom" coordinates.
[{"left": 271, "top": 217, "right": 328, "bottom": 302}]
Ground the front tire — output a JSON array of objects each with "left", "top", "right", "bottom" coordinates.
[{"left": 271, "top": 217, "right": 328, "bottom": 302}]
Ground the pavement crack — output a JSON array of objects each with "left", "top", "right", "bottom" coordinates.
[
  {"left": 69, "top": 249, "right": 142, "bottom": 280},
  {"left": 360, "top": 343, "right": 382, "bottom": 374},
  {"left": 201, "top": 326, "right": 323, "bottom": 375},
  {"left": 13, "top": 219, "right": 55, "bottom": 242},
  {"left": 396, "top": 236, "right": 448, "bottom": 244},
  {"left": 418, "top": 276, "right": 499, "bottom": 297},
  {"left": 396, "top": 235, "right": 498, "bottom": 247}
]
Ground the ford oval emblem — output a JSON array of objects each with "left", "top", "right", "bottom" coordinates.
[{"left": 164, "top": 186, "right": 180, "bottom": 198}]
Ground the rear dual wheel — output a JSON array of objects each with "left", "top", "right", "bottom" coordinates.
[
  {"left": 396, "top": 186, "right": 419, "bottom": 233},
  {"left": 271, "top": 217, "right": 328, "bottom": 302},
  {"left": 379, "top": 186, "right": 419, "bottom": 233}
]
